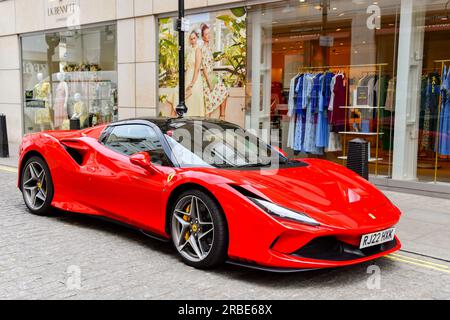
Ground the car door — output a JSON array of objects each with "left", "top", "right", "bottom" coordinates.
[{"left": 85, "top": 123, "right": 173, "bottom": 233}]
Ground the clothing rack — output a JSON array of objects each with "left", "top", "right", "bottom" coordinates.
[
  {"left": 293, "top": 62, "right": 389, "bottom": 176},
  {"left": 433, "top": 59, "right": 450, "bottom": 183},
  {"left": 298, "top": 63, "right": 388, "bottom": 71}
]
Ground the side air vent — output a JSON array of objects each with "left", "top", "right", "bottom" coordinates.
[
  {"left": 63, "top": 146, "right": 84, "bottom": 165},
  {"left": 60, "top": 139, "right": 90, "bottom": 166}
]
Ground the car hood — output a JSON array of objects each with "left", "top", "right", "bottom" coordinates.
[{"left": 199, "top": 159, "right": 399, "bottom": 228}]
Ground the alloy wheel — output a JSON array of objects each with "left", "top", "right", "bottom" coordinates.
[
  {"left": 22, "top": 161, "right": 48, "bottom": 211},
  {"left": 171, "top": 195, "right": 215, "bottom": 262}
]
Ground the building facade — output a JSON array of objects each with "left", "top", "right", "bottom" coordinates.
[{"left": 0, "top": 0, "right": 450, "bottom": 197}]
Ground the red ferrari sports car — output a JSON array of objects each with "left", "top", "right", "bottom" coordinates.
[{"left": 18, "top": 117, "right": 401, "bottom": 271}]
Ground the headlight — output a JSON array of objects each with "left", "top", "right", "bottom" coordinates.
[{"left": 248, "top": 197, "right": 320, "bottom": 226}]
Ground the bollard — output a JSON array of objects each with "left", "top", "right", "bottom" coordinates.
[
  {"left": 0, "top": 114, "right": 9, "bottom": 158},
  {"left": 347, "top": 138, "right": 369, "bottom": 180}
]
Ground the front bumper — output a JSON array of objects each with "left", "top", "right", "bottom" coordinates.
[
  {"left": 229, "top": 224, "right": 401, "bottom": 270},
  {"left": 217, "top": 184, "right": 402, "bottom": 271}
]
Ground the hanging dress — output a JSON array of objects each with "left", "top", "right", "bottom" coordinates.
[
  {"left": 294, "top": 75, "right": 305, "bottom": 152},
  {"left": 330, "top": 74, "right": 346, "bottom": 133},
  {"left": 327, "top": 74, "right": 342, "bottom": 152},
  {"left": 439, "top": 66, "right": 450, "bottom": 156},
  {"left": 304, "top": 74, "right": 322, "bottom": 155},
  {"left": 316, "top": 72, "right": 333, "bottom": 148},
  {"left": 287, "top": 75, "right": 298, "bottom": 148}
]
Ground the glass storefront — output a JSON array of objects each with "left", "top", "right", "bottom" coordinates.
[
  {"left": 21, "top": 24, "right": 118, "bottom": 134},
  {"left": 414, "top": 0, "right": 450, "bottom": 183},
  {"left": 158, "top": 8, "right": 247, "bottom": 127},
  {"left": 246, "top": 0, "right": 401, "bottom": 177}
]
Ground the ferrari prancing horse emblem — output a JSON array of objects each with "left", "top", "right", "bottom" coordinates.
[{"left": 167, "top": 172, "right": 176, "bottom": 183}]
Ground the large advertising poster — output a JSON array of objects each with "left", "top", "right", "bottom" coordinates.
[{"left": 158, "top": 7, "right": 247, "bottom": 126}]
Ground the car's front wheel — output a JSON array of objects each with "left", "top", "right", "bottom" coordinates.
[
  {"left": 170, "top": 190, "right": 228, "bottom": 269},
  {"left": 21, "top": 156, "right": 54, "bottom": 216}
]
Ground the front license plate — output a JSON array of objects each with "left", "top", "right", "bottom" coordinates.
[{"left": 360, "top": 228, "right": 396, "bottom": 249}]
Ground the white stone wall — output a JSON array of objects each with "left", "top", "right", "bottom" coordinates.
[
  {"left": 0, "top": 0, "right": 251, "bottom": 145},
  {"left": 0, "top": 0, "right": 21, "bottom": 144}
]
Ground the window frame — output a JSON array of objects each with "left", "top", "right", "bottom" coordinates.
[{"left": 100, "top": 120, "right": 178, "bottom": 168}]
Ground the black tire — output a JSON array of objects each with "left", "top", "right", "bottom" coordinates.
[
  {"left": 170, "top": 189, "right": 228, "bottom": 269},
  {"left": 21, "top": 156, "right": 54, "bottom": 216}
]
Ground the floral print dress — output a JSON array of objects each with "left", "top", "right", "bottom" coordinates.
[{"left": 201, "top": 45, "right": 229, "bottom": 115}]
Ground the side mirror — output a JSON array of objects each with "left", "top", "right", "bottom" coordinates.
[{"left": 130, "top": 152, "right": 158, "bottom": 174}]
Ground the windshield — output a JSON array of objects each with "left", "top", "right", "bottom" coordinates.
[{"left": 162, "top": 120, "right": 288, "bottom": 169}]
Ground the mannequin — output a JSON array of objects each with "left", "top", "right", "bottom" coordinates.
[
  {"left": 71, "top": 93, "right": 88, "bottom": 128},
  {"left": 54, "top": 72, "right": 69, "bottom": 129},
  {"left": 34, "top": 73, "right": 54, "bottom": 130}
]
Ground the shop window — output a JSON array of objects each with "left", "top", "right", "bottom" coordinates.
[
  {"left": 21, "top": 24, "right": 118, "bottom": 134},
  {"left": 157, "top": 7, "right": 247, "bottom": 127},
  {"left": 246, "top": 0, "right": 401, "bottom": 177},
  {"left": 414, "top": 1, "right": 450, "bottom": 183}
]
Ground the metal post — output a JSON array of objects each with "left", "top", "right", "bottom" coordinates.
[{"left": 176, "top": 0, "right": 188, "bottom": 117}]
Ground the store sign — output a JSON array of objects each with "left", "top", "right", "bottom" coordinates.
[
  {"left": 356, "top": 86, "right": 369, "bottom": 106},
  {"left": 45, "top": 0, "right": 80, "bottom": 28}
]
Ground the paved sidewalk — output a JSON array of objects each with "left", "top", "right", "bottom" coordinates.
[
  {"left": 0, "top": 143, "right": 18, "bottom": 168},
  {"left": 386, "top": 191, "right": 450, "bottom": 261}
]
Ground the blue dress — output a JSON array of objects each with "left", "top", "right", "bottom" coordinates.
[
  {"left": 294, "top": 75, "right": 305, "bottom": 152},
  {"left": 439, "top": 66, "right": 450, "bottom": 156},
  {"left": 316, "top": 72, "right": 333, "bottom": 148},
  {"left": 304, "top": 74, "right": 323, "bottom": 155}
]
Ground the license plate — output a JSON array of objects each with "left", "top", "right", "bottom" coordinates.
[{"left": 360, "top": 228, "right": 396, "bottom": 249}]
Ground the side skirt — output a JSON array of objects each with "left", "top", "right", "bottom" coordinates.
[{"left": 62, "top": 210, "right": 171, "bottom": 243}]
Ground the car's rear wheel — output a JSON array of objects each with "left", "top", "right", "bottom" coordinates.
[
  {"left": 21, "top": 156, "right": 54, "bottom": 216},
  {"left": 170, "top": 190, "right": 228, "bottom": 269}
]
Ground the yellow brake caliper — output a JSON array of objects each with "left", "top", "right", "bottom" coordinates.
[{"left": 183, "top": 204, "right": 191, "bottom": 241}]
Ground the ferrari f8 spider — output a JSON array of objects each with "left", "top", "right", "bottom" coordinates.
[{"left": 18, "top": 117, "right": 401, "bottom": 271}]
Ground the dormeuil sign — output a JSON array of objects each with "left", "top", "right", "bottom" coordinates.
[{"left": 45, "top": 0, "right": 80, "bottom": 28}]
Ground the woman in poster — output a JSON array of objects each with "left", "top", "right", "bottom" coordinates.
[
  {"left": 185, "top": 30, "right": 205, "bottom": 117},
  {"left": 200, "top": 23, "right": 229, "bottom": 120}
]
